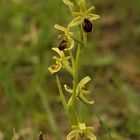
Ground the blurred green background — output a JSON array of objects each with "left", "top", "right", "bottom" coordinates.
[{"left": 0, "top": 0, "right": 140, "bottom": 139}]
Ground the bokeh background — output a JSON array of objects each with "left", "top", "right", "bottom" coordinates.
[{"left": 0, "top": 0, "right": 140, "bottom": 139}]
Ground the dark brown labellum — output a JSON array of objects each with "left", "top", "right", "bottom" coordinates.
[
  {"left": 82, "top": 18, "right": 92, "bottom": 33},
  {"left": 58, "top": 40, "right": 67, "bottom": 51}
]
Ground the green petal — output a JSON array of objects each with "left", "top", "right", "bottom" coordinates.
[
  {"left": 79, "top": 94, "right": 94, "bottom": 105},
  {"left": 84, "top": 131, "right": 97, "bottom": 140},
  {"left": 54, "top": 24, "right": 68, "bottom": 32},
  {"left": 72, "top": 125, "right": 79, "bottom": 129},
  {"left": 80, "top": 89, "right": 90, "bottom": 94},
  {"left": 67, "top": 130, "right": 79, "bottom": 140},
  {"left": 88, "top": 14, "right": 100, "bottom": 21},
  {"left": 68, "top": 2, "right": 74, "bottom": 13},
  {"left": 86, "top": 126, "right": 94, "bottom": 131},
  {"left": 76, "top": 76, "right": 91, "bottom": 95},
  {"left": 86, "top": 6, "right": 95, "bottom": 14},
  {"left": 52, "top": 47, "right": 64, "bottom": 57},
  {"left": 68, "top": 16, "right": 83, "bottom": 27},
  {"left": 79, "top": 0, "right": 86, "bottom": 12},
  {"left": 62, "top": 56, "right": 71, "bottom": 61},
  {"left": 63, "top": 0, "right": 74, "bottom": 13},
  {"left": 72, "top": 12, "right": 83, "bottom": 17},
  {"left": 78, "top": 76, "right": 91, "bottom": 88},
  {"left": 64, "top": 84, "right": 73, "bottom": 94}
]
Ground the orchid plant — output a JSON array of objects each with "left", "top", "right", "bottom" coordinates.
[{"left": 48, "top": 0, "right": 99, "bottom": 139}]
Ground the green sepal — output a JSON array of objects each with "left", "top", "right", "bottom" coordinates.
[
  {"left": 68, "top": 16, "right": 83, "bottom": 28},
  {"left": 79, "top": 94, "right": 94, "bottom": 105},
  {"left": 84, "top": 131, "right": 97, "bottom": 140},
  {"left": 67, "top": 129, "right": 79, "bottom": 140},
  {"left": 76, "top": 76, "right": 91, "bottom": 96}
]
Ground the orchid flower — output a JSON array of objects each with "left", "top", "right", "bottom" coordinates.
[
  {"left": 55, "top": 24, "right": 74, "bottom": 50},
  {"left": 68, "top": 0, "right": 99, "bottom": 33},
  {"left": 64, "top": 76, "right": 94, "bottom": 105},
  {"left": 67, "top": 123, "right": 96, "bottom": 140},
  {"left": 48, "top": 48, "right": 72, "bottom": 74}
]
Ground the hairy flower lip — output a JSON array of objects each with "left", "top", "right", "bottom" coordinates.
[
  {"left": 58, "top": 40, "right": 67, "bottom": 51},
  {"left": 82, "top": 18, "right": 93, "bottom": 33}
]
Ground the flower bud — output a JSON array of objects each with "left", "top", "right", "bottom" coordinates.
[{"left": 82, "top": 18, "right": 92, "bottom": 33}]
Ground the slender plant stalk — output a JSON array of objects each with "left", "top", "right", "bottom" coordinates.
[
  {"left": 70, "top": 25, "right": 87, "bottom": 124},
  {"left": 48, "top": 0, "right": 100, "bottom": 139}
]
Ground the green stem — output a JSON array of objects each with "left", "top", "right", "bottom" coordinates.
[
  {"left": 70, "top": 51, "right": 75, "bottom": 69},
  {"left": 70, "top": 25, "right": 84, "bottom": 124},
  {"left": 74, "top": 45, "right": 81, "bottom": 87},
  {"left": 56, "top": 75, "right": 68, "bottom": 112},
  {"left": 82, "top": 27, "right": 87, "bottom": 49},
  {"left": 73, "top": 25, "right": 83, "bottom": 92},
  {"left": 56, "top": 75, "right": 77, "bottom": 124},
  {"left": 72, "top": 36, "right": 83, "bottom": 45},
  {"left": 63, "top": 62, "right": 73, "bottom": 76}
]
